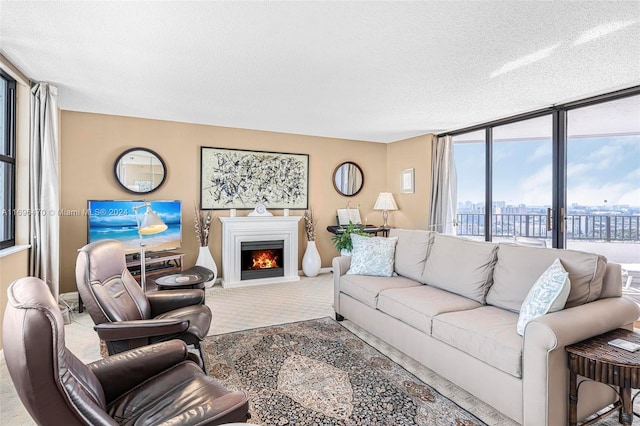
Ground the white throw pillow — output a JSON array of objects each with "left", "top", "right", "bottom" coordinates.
[
  {"left": 516, "top": 258, "right": 571, "bottom": 336},
  {"left": 347, "top": 234, "right": 398, "bottom": 277}
]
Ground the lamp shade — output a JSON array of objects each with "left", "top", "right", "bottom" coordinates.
[
  {"left": 139, "top": 208, "right": 168, "bottom": 235},
  {"left": 373, "top": 192, "right": 398, "bottom": 211}
]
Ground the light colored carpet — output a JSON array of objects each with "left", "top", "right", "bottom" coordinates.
[{"left": 0, "top": 272, "right": 635, "bottom": 425}]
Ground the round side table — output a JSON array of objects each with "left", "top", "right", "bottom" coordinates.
[
  {"left": 566, "top": 328, "right": 640, "bottom": 425},
  {"left": 155, "top": 266, "right": 213, "bottom": 293}
]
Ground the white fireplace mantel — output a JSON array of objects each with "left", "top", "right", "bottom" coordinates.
[{"left": 219, "top": 216, "right": 302, "bottom": 288}]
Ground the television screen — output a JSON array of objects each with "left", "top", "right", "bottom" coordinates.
[{"left": 87, "top": 200, "right": 182, "bottom": 255}]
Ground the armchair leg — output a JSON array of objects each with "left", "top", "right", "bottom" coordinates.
[{"left": 335, "top": 313, "right": 344, "bottom": 322}]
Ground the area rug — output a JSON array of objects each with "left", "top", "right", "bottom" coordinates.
[{"left": 202, "top": 317, "right": 486, "bottom": 425}]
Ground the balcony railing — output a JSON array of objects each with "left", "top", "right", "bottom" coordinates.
[{"left": 456, "top": 213, "right": 640, "bottom": 241}]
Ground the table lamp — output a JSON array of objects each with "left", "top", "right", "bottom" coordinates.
[
  {"left": 133, "top": 201, "right": 168, "bottom": 292},
  {"left": 373, "top": 192, "right": 398, "bottom": 229}
]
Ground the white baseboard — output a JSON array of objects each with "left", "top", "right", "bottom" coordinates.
[{"left": 298, "top": 267, "right": 332, "bottom": 276}]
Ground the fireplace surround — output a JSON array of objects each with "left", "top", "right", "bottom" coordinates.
[{"left": 220, "top": 216, "right": 302, "bottom": 288}]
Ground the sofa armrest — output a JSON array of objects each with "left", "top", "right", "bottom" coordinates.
[
  {"left": 332, "top": 256, "right": 352, "bottom": 317},
  {"left": 94, "top": 319, "right": 189, "bottom": 341},
  {"left": 332, "top": 255, "right": 351, "bottom": 277},
  {"left": 522, "top": 297, "right": 640, "bottom": 425},
  {"left": 89, "top": 340, "right": 190, "bottom": 404},
  {"left": 147, "top": 290, "right": 205, "bottom": 317}
]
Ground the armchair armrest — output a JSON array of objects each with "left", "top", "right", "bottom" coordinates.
[
  {"left": 147, "top": 290, "right": 205, "bottom": 316},
  {"left": 94, "top": 319, "right": 189, "bottom": 341},
  {"left": 522, "top": 297, "right": 640, "bottom": 425},
  {"left": 89, "top": 340, "right": 190, "bottom": 404},
  {"left": 332, "top": 256, "right": 352, "bottom": 317}
]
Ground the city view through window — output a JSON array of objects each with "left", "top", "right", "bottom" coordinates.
[{"left": 453, "top": 94, "right": 639, "bottom": 269}]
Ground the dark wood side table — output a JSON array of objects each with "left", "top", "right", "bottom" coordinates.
[{"left": 566, "top": 328, "right": 640, "bottom": 425}]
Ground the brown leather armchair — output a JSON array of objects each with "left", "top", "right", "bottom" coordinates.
[
  {"left": 76, "top": 239, "right": 212, "bottom": 360},
  {"left": 3, "top": 277, "right": 250, "bottom": 425}
]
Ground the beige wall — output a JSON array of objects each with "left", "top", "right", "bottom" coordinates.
[
  {"left": 0, "top": 57, "right": 31, "bottom": 349},
  {"left": 60, "top": 111, "right": 402, "bottom": 293},
  {"left": 0, "top": 250, "right": 30, "bottom": 339},
  {"left": 1, "top": 78, "right": 435, "bottom": 347},
  {"left": 0, "top": 55, "right": 435, "bottom": 349},
  {"left": 385, "top": 134, "right": 433, "bottom": 229}
]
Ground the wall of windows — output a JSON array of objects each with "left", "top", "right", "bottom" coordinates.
[
  {"left": 0, "top": 70, "right": 16, "bottom": 249},
  {"left": 452, "top": 129, "right": 485, "bottom": 241},
  {"left": 450, "top": 87, "right": 640, "bottom": 264}
]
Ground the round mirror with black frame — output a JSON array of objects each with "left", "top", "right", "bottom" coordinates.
[
  {"left": 332, "top": 161, "right": 364, "bottom": 197},
  {"left": 114, "top": 148, "right": 167, "bottom": 194}
]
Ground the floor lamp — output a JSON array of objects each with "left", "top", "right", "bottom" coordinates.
[{"left": 133, "top": 202, "right": 168, "bottom": 293}]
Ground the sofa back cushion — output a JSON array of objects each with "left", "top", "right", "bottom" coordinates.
[
  {"left": 389, "top": 229, "right": 433, "bottom": 281},
  {"left": 486, "top": 243, "right": 608, "bottom": 312},
  {"left": 420, "top": 234, "right": 498, "bottom": 303}
]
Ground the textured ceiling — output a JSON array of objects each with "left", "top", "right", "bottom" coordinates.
[{"left": 1, "top": 1, "right": 639, "bottom": 142}]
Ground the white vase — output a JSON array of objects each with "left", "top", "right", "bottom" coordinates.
[
  {"left": 340, "top": 249, "right": 351, "bottom": 256},
  {"left": 196, "top": 246, "right": 218, "bottom": 288},
  {"left": 302, "top": 240, "right": 321, "bottom": 277}
]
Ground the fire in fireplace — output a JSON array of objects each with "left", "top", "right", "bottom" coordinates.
[
  {"left": 249, "top": 250, "right": 280, "bottom": 269},
  {"left": 241, "top": 240, "right": 285, "bottom": 280}
]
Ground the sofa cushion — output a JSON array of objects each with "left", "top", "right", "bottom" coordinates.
[
  {"left": 340, "top": 274, "right": 420, "bottom": 308},
  {"left": 432, "top": 306, "right": 523, "bottom": 378},
  {"left": 347, "top": 234, "right": 398, "bottom": 277},
  {"left": 389, "top": 229, "right": 433, "bottom": 282},
  {"left": 486, "top": 243, "right": 607, "bottom": 312},
  {"left": 516, "top": 258, "right": 571, "bottom": 336},
  {"left": 377, "top": 285, "right": 481, "bottom": 335},
  {"left": 420, "top": 234, "right": 498, "bottom": 303}
]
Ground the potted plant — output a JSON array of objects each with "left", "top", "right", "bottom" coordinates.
[{"left": 331, "top": 221, "right": 370, "bottom": 255}]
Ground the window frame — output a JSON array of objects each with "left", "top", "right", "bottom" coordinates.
[
  {"left": 444, "top": 85, "right": 640, "bottom": 247},
  {"left": 0, "top": 69, "right": 17, "bottom": 249}
]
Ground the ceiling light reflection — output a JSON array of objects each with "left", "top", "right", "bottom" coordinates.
[
  {"left": 490, "top": 44, "right": 560, "bottom": 78},
  {"left": 573, "top": 20, "right": 638, "bottom": 46}
]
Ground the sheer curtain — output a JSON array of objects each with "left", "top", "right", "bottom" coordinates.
[
  {"left": 346, "top": 162, "right": 358, "bottom": 194},
  {"left": 29, "top": 82, "right": 60, "bottom": 298},
  {"left": 429, "top": 135, "right": 457, "bottom": 234}
]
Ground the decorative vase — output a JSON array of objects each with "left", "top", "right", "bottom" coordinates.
[
  {"left": 340, "top": 249, "right": 351, "bottom": 256},
  {"left": 302, "top": 240, "right": 321, "bottom": 277},
  {"left": 196, "top": 246, "right": 218, "bottom": 288}
]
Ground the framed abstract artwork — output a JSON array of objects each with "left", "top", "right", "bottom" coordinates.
[{"left": 200, "top": 147, "right": 309, "bottom": 210}]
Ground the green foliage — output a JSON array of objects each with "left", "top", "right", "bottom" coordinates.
[{"left": 331, "top": 221, "right": 370, "bottom": 253}]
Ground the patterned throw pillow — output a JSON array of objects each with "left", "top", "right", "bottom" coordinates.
[
  {"left": 347, "top": 234, "right": 399, "bottom": 277},
  {"left": 516, "top": 258, "right": 571, "bottom": 336}
]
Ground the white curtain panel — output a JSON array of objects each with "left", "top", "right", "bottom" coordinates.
[
  {"left": 346, "top": 162, "right": 358, "bottom": 194},
  {"left": 429, "top": 135, "right": 457, "bottom": 235},
  {"left": 29, "top": 83, "right": 60, "bottom": 299}
]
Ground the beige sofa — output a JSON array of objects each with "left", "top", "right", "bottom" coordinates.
[{"left": 332, "top": 229, "right": 640, "bottom": 425}]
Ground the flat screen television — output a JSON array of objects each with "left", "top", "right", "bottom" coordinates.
[{"left": 87, "top": 200, "right": 182, "bottom": 255}]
